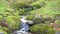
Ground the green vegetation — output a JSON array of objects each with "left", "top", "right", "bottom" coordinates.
[
  {"left": 0, "top": 0, "right": 60, "bottom": 34},
  {"left": 31, "top": 24, "right": 56, "bottom": 34},
  {"left": 30, "top": 0, "right": 60, "bottom": 16},
  {"left": 26, "top": 15, "right": 35, "bottom": 20},
  {"left": 0, "top": 26, "right": 7, "bottom": 34}
]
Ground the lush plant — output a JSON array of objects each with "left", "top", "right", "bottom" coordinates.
[
  {"left": 0, "top": 0, "right": 60, "bottom": 34},
  {"left": 31, "top": 24, "right": 56, "bottom": 34},
  {"left": 2, "top": 16, "right": 20, "bottom": 33}
]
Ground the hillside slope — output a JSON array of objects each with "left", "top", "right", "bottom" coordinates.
[{"left": 30, "top": 0, "right": 60, "bottom": 16}]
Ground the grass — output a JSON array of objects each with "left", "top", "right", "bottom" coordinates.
[
  {"left": 30, "top": 0, "right": 60, "bottom": 16},
  {"left": 0, "top": 1, "right": 7, "bottom": 14}
]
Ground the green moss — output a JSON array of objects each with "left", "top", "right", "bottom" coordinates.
[
  {"left": 26, "top": 15, "right": 34, "bottom": 20},
  {"left": 2, "top": 16, "right": 20, "bottom": 33},
  {"left": 31, "top": 24, "right": 56, "bottom": 34}
]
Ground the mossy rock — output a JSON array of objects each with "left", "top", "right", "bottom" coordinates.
[
  {"left": 54, "top": 20, "right": 60, "bottom": 28},
  {"left": 33, "top": 16, "right": 44, "bottom": 24},
  {"left": 54, "top": 14, "right": 60, "bottom": 20},
  {"left": 3, "top": 16, "right": 20, "bottom": 33},
  {"left": 54, "top": 20, "right": 60, "bottom": 24},
  {"left": 31, "top": 24, "right": 56, "bottom": 34},
  {"left": 44, "top": 17, "right": 54, "bottom": 24}
]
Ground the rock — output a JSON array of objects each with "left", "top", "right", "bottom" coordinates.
[
  {"left": 54, "top": 14, "right": 60, "bottom": 20},
  {"left": 33, "top": 16, "right": 44, "bottom": 24},
  {"left": 27, "top": 20, "right": 33, "bottom": 25}
]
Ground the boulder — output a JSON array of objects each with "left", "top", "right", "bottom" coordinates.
[{"left": 33, "top": 16, "right": 44, "bottom": 24}]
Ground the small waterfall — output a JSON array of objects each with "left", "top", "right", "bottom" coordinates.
[{"left": 13, "top": 15, "right": 30, "bottom": 34}]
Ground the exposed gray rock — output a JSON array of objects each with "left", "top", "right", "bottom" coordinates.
[
  {"left": 27, "top": 20, "right": 33, "bottom": 25},
  {"left": 33, "top": 15, "right": 44, "bottom": 24}
]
